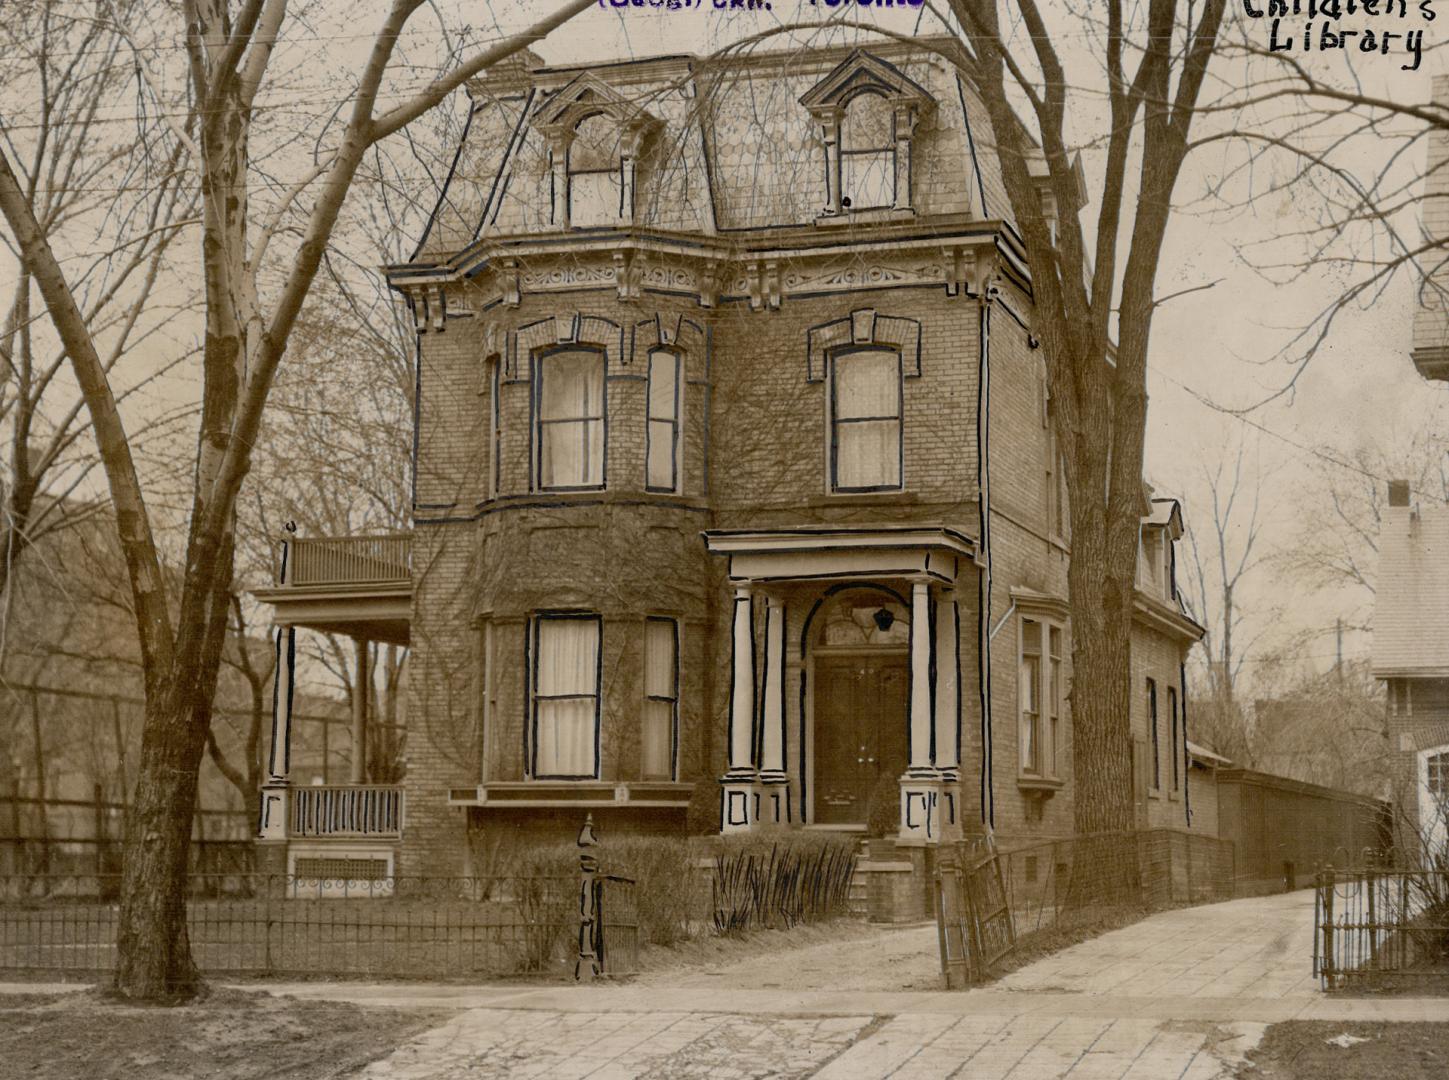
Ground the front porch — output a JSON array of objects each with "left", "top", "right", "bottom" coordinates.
[
  {"left": 251, "top": 532, "right": 412, "bottom": 882},
  {"left": 703, "top": 525, "right": 979, "bottom": 855}
]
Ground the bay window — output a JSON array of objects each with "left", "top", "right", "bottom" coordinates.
[
  {"left": 830, "top": 347, "right": 902, "bottom": 492},
  {"left": 530, "top": 614, "right": 601, "bottom": 779},
  {"left": 1020, "top": 618, "right": 1063, "bottom": 778},
  {"left": 536, "top": 348, "right": 605, "bottom": 490}
]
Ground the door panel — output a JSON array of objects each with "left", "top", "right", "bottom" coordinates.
[{"left": 813, "top": 653, "right": 909, "bottom": 825}]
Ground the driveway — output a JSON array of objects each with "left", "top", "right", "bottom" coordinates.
[{"left": 250, "top": 890, "right": 1442, "bottom": 1078}]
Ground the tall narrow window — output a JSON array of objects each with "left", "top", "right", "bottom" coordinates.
[
  {"left": 478, "top": 621, "right": 496, "bottom": 778},
  {"left": 831, "top": 348, "right": 902, "bottom": 492},
  {"left": 1020, "top": 619, "right": 1042, "bottom": 775},
  {"left": 568, "top": 113, "right": 622, "bottom": 227},
  {"left": 646, "top": 349, "right": 680, "bottom": 492},
  {"left": 1047, "top": 625, "right": 1063, "bottom": 778},
  {"left": 487, "top": 355, "right": 501, "bottom": 499},
  {"left": 839, "top": 93, "right": 894, "bottom": 210},
  {"left": 536, "top": 348, "right": 605, "bottom": 490},
  {"left": 531, "top": 614, "right": 601, "bottom": 779},
  {"left": 1049, "top": 436, "right": 1068, "bottom": 540},
  {"left": 1148, "top": 678, "right": 1161, "bottom": 792},
  {"left": 1168, "top": 685, "right": 1180, "bottom": 793},
  {"left": 642, "top": 618, "right": 678, "bottom": 780}
]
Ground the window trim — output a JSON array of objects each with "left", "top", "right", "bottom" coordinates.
[
  {"left": 528, "top": 611, "right": 603, "bottom": 781},
  {"left": 1018, "top": 615, "right": 1065, "bottom": 781},
  {"left": 645, "top": 348, "right": 682, "bottom": 494},
  {"left": 828, "top": 345, "right": 904, "bottom": 494},
  {"left": 643, "top": 616, "right": 680, "bottom": 781},
  {"left": 532, "top": 345, "right": 607, "bottom": 492}
]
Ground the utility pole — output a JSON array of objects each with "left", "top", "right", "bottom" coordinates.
[{"left": 1335, "top": 618, "right": 1344, "bottom": 682}]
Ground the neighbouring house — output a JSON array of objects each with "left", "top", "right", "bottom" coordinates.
[
  {"left": 1372, "top": 481, "right": 1449, "bottom": 860},
  {"left": 251, "top": 38, "right": 1208, "bottom": 908}
]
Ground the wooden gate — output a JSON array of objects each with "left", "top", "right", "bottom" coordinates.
[{"left": 935, "top": 839, "right": 1016, "bottom": 988}]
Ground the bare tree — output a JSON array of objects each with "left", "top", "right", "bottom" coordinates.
[
  {"left": 0, "top": 1, "right": 199, "bottom": 614},
  {"left": 949, "top": 0, "right": 1228, "bottom": 847},
  {"left": 0, "top": 0, "right": 594, "bottom": 1000}
]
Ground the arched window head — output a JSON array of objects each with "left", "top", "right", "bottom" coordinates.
[{"left": 840, "top": 93, "right": 895, "bottom": 211}]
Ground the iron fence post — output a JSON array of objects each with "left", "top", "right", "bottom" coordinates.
[
  {"left": 576, "top": 815, "right": 599, "bottom": 983},
  {"left": 1321, "top": 865, "right": 1334, "bottom": 984}
]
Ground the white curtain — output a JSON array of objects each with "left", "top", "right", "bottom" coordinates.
[
  {"left": 647, "top": 350, "right": 679, "bottom": 490},
  {"left": 534, "top": 617, "right": 600, "bottom": 777},
  {"left": 539, "top": 350, "right": 604, "bottom": 488},
  {"left": 834, "top": 350, "right": 901, "bottom": 489},
  {"left": 642, "top": 619, "right": 676, "bottom": 779},
  {"left": 1020, "top": 620, "right": 1042, "bottom": 774}
]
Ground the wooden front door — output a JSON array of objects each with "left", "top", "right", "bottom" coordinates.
[{"left": 813, "top": 653, "right": 909, "bottom": 825}]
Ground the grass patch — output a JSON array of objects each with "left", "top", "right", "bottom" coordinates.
[{"left": 1237, "top": 1021, "right": 1449, "bottom": 1079}]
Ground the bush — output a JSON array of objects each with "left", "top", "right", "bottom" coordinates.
[
  {"left": 597, "top": 836, "right": 700, "bottom": 947},
  {"left": 507, "top": 843, "right": 577, "bottom": 973},
  {"left": 703, "top": 831, "right": 858, "bottom": 934}
]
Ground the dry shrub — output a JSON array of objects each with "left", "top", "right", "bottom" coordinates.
[{"left": 704, "top": 831, "right": 857, "bottom": 934}]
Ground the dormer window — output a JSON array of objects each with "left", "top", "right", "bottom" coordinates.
[
  {"left": 568, "top": 113, "right": 622, "bottom": 227},
  {"left": 534, "top": 74, "right": 659, "bottom": 230},
  {"left": 800, "top": 49, "right": 934, "bottom": 218},
  {"left": 840, "top": 94, "right": 895, "bottom": 210}
]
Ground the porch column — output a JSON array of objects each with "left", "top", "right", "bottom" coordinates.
[
  {"left": 757, "top": 594, "right": 788, "bottom": 824},
  {"left": 721, "top": 583, "right": 758, "bottom": 833},
  {"left": 350, "top": 636, "right": 369, "bottom": 784},
  {"left": 259, "top": 623, "right": 297, "bottom": 842},
  {"left": 935, "top": 591, "right": 962, "bottom": 836},
  {"left": 900, "top": 577, "right": 944, "bottom": 845}
]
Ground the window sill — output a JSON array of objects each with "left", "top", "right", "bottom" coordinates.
[
  {"left": 477, "top": 490, "right": 709, "bottom": 512},
  {"left": 809, "top": 490, "right": 916, "bottom": 508},
  {"left": 447, "top": 781, "right": 693, "bottom": 809},
  {"left": 1017, "top": 775, "right": 1064, "bottom": 798},
  {"left": 815, "top": 208, "right": 916, "bottom": 227}
]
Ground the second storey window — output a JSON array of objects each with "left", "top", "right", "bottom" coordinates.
[
  {"left": 830, "top": 348, "right": 902, "bottom": 492},
  {"left": 531, "top": 614, "right": 601, "bottom": 779},
  {"left": 1168, "top": 685, "right": 1181, "bottom": 793},
  {"left": 536, "top": 348, "right": 605, "bottom": 490},
  {"left": 1148, "top": 678, "right": 1161, "bottom": 792},
  {"left": 646, "top": 349, "right": 680, "bottom": 492}
]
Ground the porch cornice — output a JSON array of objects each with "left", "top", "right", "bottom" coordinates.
[{"left": 703, "top": 524, "right": 976, "bottom": 585}]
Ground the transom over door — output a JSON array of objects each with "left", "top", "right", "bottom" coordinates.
[{"left": 813, "top": 653, "right": 909, "bottom": 825}]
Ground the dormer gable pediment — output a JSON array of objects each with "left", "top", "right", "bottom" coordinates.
[
  {"left": 533, "top": 73, "right": 660, "bottom": 145},
  {"left": 798, "top": 49, "right": 935, "bottom": 117}
]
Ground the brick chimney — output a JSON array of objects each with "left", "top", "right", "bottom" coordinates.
[{"left": 1388, "top": 479, "right": 1411, "bottom": 507}]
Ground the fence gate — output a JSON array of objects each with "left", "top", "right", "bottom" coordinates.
[
  {"left": 935, "top": 842, "right": 1016, "bottom": 988},
  {"left": 596, "top": 874, "right": 638, "bottom": 977}
]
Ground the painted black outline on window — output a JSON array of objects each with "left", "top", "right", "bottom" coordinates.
[{"left": 528, "top": 611, "right": 603, "bottom": 781}]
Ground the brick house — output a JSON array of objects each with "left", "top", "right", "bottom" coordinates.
[{"left": 253, "top": 38, "right": 1206, "bottom": 893}]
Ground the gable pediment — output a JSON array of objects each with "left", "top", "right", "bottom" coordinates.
[
  {"left": 799, "top": 49, "right": 935, "bottom": 115},
  {"left": 533, "top": 72, "right": 659, "bottom": 141}
]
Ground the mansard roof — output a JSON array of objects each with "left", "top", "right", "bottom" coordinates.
[{"left": 411, "top": 36, "right": 1013, "bottom": 259}]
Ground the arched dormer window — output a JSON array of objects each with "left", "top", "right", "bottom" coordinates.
[
  {"left": 569, "top": 112, "right": 622, "bottom": 227},
  {"left": 800, "top": 49, "right": 935, "bottom": 218},
  {"left": 534, "top": 74, "right": 659, "bottom": 230},
  {"left": 840, "top": 93, "right": 895, "bottom": 211}
]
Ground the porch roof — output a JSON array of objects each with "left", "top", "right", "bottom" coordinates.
[{"left": 702, "top": 524, "right": 976, "bottom": 585}]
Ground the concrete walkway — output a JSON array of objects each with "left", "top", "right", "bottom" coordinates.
[{"left": 6, "top": 890, "right": 1446, "bottom": 1077}]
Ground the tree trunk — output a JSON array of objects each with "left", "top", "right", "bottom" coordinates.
[{"left": 113, "top": 681, "right": 211, "bottom": 999}]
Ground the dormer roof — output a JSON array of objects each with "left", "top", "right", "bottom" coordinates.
[
  {"left": 532, "top": 71, "right": 660, "bottom": 142},
  {"left": 798, "top": 48, "right": 935, "bottom": 115}
]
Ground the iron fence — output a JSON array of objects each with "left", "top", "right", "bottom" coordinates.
[
  {"left": 936, "top": 829, "right": 1236, "bottom": 987},
  {"left": 1313, "top": 867, "right": 1449, "bottom": 988},
  {"left": 0, "top": 871, "right": 639, "bottom": 981}
]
